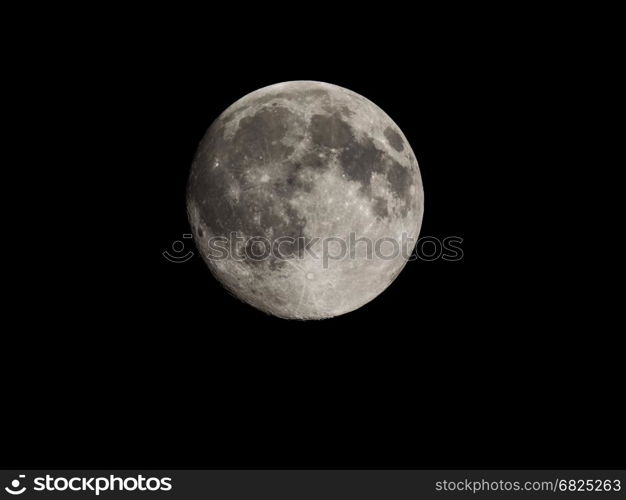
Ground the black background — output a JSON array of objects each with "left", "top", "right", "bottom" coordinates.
[{"left": 4, "top": 6, "right": 622, "bottom": 470}]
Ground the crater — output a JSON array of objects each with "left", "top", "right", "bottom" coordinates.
[
  {"left": 233, "top": 106, "right": 296, "bottom": 159},
  {"left": 386, "top": 158, "right": 412, "bottom": 200},
  {"left": 384, "top": 126, "right": 405, "bottom": 152},
  {"left": 309, "top": 113, "right": 354, "bottom": 149},
  {"left": 300, "top": 151, "right": 327, "bottom": 169},
  {"left": 339, "top": 136, "right": 385, "bottom": 188},
  {"left": 338, "top": 135, "right": 413, "bottom": 218},
  {"left": 372, "top": 197, "right": 389, "bottom": 218}
]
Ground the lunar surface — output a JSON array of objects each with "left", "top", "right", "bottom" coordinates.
[{"left": 187, "top": 81, "right": 424, "bottom": 319}]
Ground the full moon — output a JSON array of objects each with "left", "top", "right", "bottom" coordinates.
[{"left": 187, "top": 81, "right": 424, "bottom": 319}]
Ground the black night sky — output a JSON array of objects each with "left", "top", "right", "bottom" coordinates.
[{"left": 4, "top": 5, "right": 621, "bottom": 471}]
